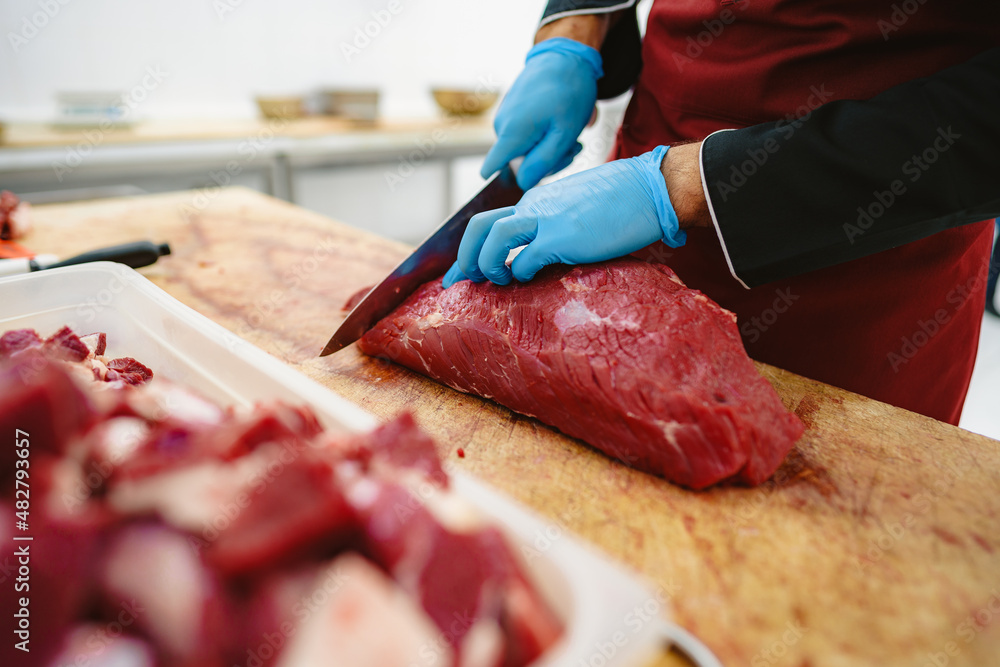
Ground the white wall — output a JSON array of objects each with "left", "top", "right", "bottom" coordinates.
[
  {"left": 0, "top": 0, "right": 636, "bottom": 245},
  {"left": 0, "top": 0, "right": 547, "bottom": 121}
]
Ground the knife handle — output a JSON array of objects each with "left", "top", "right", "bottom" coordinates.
[{"left": 42, "top": 241, "right": 171, "bottom": 270}]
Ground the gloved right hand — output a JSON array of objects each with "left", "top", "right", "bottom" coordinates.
[
  {"left": 443, "top": 146, "right": 686, "bottom": 289},
  {"left": 481, "top": 37, "right": 604, "bottom": 191}
]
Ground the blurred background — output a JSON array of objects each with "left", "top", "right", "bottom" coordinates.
[{"left": 0, "top": 0, "right": 641, "bottom": 244}]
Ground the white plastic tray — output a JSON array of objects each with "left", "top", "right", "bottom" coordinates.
[{"left": 0, "top": 262, "right": 720, "bottom": 667}]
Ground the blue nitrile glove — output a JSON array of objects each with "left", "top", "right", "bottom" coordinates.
[
  {"left": 481, "top": 37, "right": 604, "bottom": 191},
  {"left": 442, "top": 146, "right": 686, "bottom": 288}
]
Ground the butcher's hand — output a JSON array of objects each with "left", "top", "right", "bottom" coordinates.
[
  {"left": 443, "top": 146, "right": 687, "bottom": 288},
  {"left": 481, "top": 37, "right": 604, "bottom": 191}
]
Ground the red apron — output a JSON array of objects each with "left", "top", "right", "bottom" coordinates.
[{"left": 616, "top": 0, "right": 999, "bottom": 424}]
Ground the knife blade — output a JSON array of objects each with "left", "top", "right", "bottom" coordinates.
[{"left": 320, "top": 163, "right": 523, "bottom": 356}]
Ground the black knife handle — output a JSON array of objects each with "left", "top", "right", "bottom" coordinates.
[{"left": 45, "top": 241, "right": 171, "bottom": 270}]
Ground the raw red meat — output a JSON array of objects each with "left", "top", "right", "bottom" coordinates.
[
  {"left": 106, "top": 401, "right": 323, "bottom": 482},
  {"left": 0, "top": 189, "right": 19, "bottom": 218},
  {"left": 0, "top": 332, "right": 562, "bottom": 667},
  {"left": 212, "top": 402, "right": 323, "bottom": 460},
  {"left": 106, "top": 356, "right": 154, "bottom": 385},
  {"left": 236, "top": 564, "right": 325, "bottom": 667},
  {"left": 0, "top": 190, "right": 31, "bottom": 240},
  {"left": 0, "top": 355, "right": 95, "bottom": 463},
  {"left": 347, "top": 469, "right": 559, "bottom": 666},
  {"left": 45, "top": 626, "right": 156, "bottom": 667},
  {"left": 334, "top": 411, "right": 448, "bottom": 486},
  {"left": 0, "top": 326, "right": 153, "bottom": 387},
  {"left": 359, "top": 258, "right": 804, "bottom": 489},
  {"left": 275, "top": 554, "right": 453, "bottom": 667},
  {"left": 0, "top": 497, "right": 113, "bottom": 667},
  {"left": 80, "top": 332, "right": 108, "bottom": 356},
  {"left": 43, "top": 325, "right": 91, "bottom": 362},
  {"left": 0, "top": 328, "right": 42, "bottom": 357},
  {"left": 206, "top": 453, "right": 357, "bottom": 577},
  {"left": 99, "top": 523, "right": 235, "bottom": 665}
]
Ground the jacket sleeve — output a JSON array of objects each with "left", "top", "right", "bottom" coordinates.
[
  {"left": 541, "top": 0, "right": 642, "bottom": 99},
  {"left": 701, "top": 47, "right": 1000, "bottom": 288}
]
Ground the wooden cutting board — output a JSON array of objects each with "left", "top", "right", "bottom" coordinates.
[{"left": 23, "top": 188, "right": 1000, "bottom": 667}]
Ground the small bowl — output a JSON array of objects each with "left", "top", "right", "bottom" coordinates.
[
  {"left": 431, "top": 88, "right": 499, "bottom": 117},
  {"left": 255, "top": 96, "right": 305, "bottom": 120},
  {"left": 318, "top": 89, "right": 380, "bottom": 122},
  {"left": 54, "top": 91, "right": 129, "bottom": 128}
]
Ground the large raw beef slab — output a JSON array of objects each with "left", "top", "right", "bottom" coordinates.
[{"left": 359, "top": 258, "right": 804, "bottom": 489}]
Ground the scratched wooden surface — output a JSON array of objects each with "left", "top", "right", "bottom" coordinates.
[{"left": 23, "top": 188, "right": 1000, "bottom": 667}]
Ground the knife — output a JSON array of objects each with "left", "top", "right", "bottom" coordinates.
[
  {"left": 320, "top": 162, "right": 523, "bottom": 356},
  {"left": 0, "top": 240, "right": 171, "bottom": 278}
]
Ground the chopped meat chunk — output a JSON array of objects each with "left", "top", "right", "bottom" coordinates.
[
  {"left": 0, "top": 330, "right": 563, "bottom": 667},
  {"left": 0, "top": 328, "right": 42, "bottom": 358},
  {"left": 43, "top": 326, "right": 91, "bottom": 362},
  {"left": 0, "top": 190, "right": 31, "bottom": 240}
]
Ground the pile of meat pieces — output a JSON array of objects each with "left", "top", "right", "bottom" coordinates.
[
  {"left": 0, "top": 190, "right": 31, "bottom": 240},
  {"left": 0, "top": 326, "right": 153, "bottom": 386},
  {"left": 0, "top": 342, "right": 561, "bottom": 667},
  {"left": 359, "top": 258, "right": 804, "bottom": 489}
]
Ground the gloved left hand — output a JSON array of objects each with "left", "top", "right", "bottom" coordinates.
[{"left": 442, "top": 145, "right": 686, "bottom": 288}]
